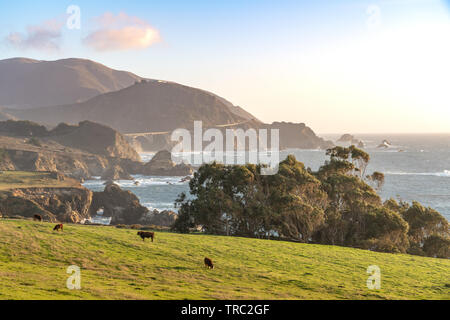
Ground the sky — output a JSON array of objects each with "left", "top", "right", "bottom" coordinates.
[{"left": 0, "top": 0, "right": 449, "bottom": 133}]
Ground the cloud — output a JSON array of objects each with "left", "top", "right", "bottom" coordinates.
[
  {"left": 5, "top": 19, "right": 63, "bottom": 52},
  {"left": 83, "top": 12, "right": 160, "bottom": 51}
]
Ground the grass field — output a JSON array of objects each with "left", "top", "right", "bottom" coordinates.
[
  {"left": 0, "top": 219, "right": 448, "bottom": 300},
  {"left": 0, "top": 171, "right": 80, "bottom": 191}
]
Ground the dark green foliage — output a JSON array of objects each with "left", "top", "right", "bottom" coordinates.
[
  {"left": 0, "top": 148, "right": 6, "bottom": 162},
  {"left": 0, "top": 120, "right": 48, "bottom": 137},
  {"left": 26, "top": 137, "right": 42, "bottom": 147},
  {"left": 175, "top": 146, "right": 449, "bottom": 257},
  {"left": 422, "top": 235, "right": 450, "bottom": 259}
]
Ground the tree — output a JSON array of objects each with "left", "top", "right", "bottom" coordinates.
[
  {"left": 174, "top": 150, "right": 449, "bottom": 257},
  {"left": 367, "top": 172, "right": 385, "bottom": 191},
  {"left": 402, "top": 201, "right": 449, "bottom": 244},
  {"left": 422, "top": 235, "right": 450, "bottom": 259},
  {"left": 401, "top": 201, "right": 449, "bottom": 256}
]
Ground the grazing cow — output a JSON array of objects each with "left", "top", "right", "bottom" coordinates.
[
  {"left": 204, "top": 257, "right": 214, "bottom": 269},
  {"left": 33, "top": 214, "right": 42, "bottom": 222},
  {"left": 53, "top": 224, "right": 63, "bottom": 232},
  {"left": 137, "top": 231, "right": 154, "bottom": 242}
]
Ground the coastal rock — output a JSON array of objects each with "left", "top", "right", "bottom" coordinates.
[
  {"left": 0, "top": 151, "right": 15, "bottom": 171},
  {"left": 48, "top": 121, "right": 141, "bottom": 161},
  {"left": 101, "top": 165, "right": 133, "bottom": 181},
  {"left": 337, "top": 134, "right": 364, "bottom": 148},
  {"left": 0, "top": 187, "right": 93, "bottom": 223},
  {"left": 4, "top": 149, "right": 101, "bottom": 180},
  {"left": 266, "top": 122, "right": 333, "bottom": 150},
  {"left": 0, "top": 119, "right": 141, "bottom": 180},
  {"left": 89, "top": 183, "right": 149, "bottom": 225},
  {"left": 377, "top": 140, "right": 392, "bottom": 149},
  {"left": 337, "top": 134, "right": 355, "bottom": 143},
  {"left": 141, "top": 209, "right": 178, "bottom": 227},
  {"left": 142, "top": 150, "right": 193, "bottom": 176}
]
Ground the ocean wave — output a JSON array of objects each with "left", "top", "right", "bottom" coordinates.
[
  {"left": 385, "top": 170, "right": 450, "bottom": 177},
  {"left": 142, "top": 202, "right": 177, "bottom": 212},
  {"left": 82, "top": 175, "right": 190, "bottom": 189}
]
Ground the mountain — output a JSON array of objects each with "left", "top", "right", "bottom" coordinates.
[
  {"left": 8, "top": 80, "right": 262, "bottom": 133},
  {"left": 0, "top": 57, "right": 142, "bottom": 109},
  {"left": 2, "top": 57, "right": 332, "bottom": 150},
  {"left": 265, "top": 122, "right": 333, "bottom": 150}
]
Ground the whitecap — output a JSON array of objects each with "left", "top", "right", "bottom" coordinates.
[{"left": 385, "top": 170, "right": 450, "bottom": 177}]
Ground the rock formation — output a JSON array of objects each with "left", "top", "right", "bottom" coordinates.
[
  {"left": 48, "top": 121, "right": 141, "bottom": 161},
  {"left": 265, "top": 122, "right": 333, "bottom": 150},
  {"left": 377, "top": 140, "right": 392, "bottom": 149},
  {"left": 0, "top": 187, "right": 93, "bottom": 223},
  {"left": 140, "top": 209, "right": 178, "bottom": 227},
  {"left": 89, "top": 183, "right": 149, "bottom": 225},
  {"left": 337, "top": 134, "right": 365, "bottom": 148},
  {"left": 1, "top": 147, "right": 108, "bottom": 180},
  {"left": 0, "top": 119, "right": 140, "bottom": 161},
  {"left": 0, "top": 120, "right": 143, "bottom": 180},
  {"left": 101, "top": 165, "right": 133, "bottom": 181},
  {"left": 142, "top": 150, "right": 193, "bottom": 176}
]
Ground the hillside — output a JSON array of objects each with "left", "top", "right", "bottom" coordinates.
[
  {"left": 0, "top": 219, "right": 448, "bottom": 300},
  {"left": 2, "top": 57, "right": 333, "bottom": 150},
  {"left": 0, "top": 119, "right": 141, "bottom": 177},
  {"left": 0, "top": 171, "right": 81, "bottom": 191},
  {"left": 0, "top": 58, "right": 142, "bottom": 109},
  {"left": 8, "top": 80, "right": 262, "bottom": 133}
]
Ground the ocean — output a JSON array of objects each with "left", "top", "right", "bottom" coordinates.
[{"left": 83, "top": 134, "right": 450, "bottom": 221}]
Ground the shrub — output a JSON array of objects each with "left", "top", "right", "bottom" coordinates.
[
  {"left": 26, "top": 137, "right": 42, "bottom": 147},
  {"left": 422, "top": 235, "right": 450, "bottom": 259}
]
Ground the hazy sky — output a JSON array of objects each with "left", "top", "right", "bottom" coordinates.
[{"left": 1, "top": 0, "right": 449, "bottom": 133}]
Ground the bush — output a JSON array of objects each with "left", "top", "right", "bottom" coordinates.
[
  {"left": 0, "top": 148, "right": 6, "bottom": 162},
  {"left": 26, "top": 137, "right": 42, "bottom": 147},
  {"left": 422, "top": 235, "right": 450, "bottom": 259}
]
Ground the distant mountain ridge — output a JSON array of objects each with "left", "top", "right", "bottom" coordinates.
[
  {"left": 7, "top": 79, "right": 262, "bottom": 133},
  {"left": 0, "top": 57, "right": 142, "bottom": 109},
  {"left": 1, "top": 57, "right": 333, "bottom": 150}
]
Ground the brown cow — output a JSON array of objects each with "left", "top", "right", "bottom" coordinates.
[
  {"left": 53, "top": 224, "right": 63, "bottom": 232},
  {"left": 33, "top": 214, "right": 42, "bottom": 222},
  {"left": 204, "top": 257, "right": 214, "bottom": 269},
  {"left": 137, "top": 231, "right": 154, "bottom": 242}
]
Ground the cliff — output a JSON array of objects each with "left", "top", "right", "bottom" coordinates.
[
  {"left": 89, "top": 183, "right": 149, "bottom": 225},
  {"left": 265, "top": 122, "right": 333, "bottom": 150},
  {"left": 142, "top": 150, "right": 193, "bottom": 176},
  {"left": 0, "top": 171, "right": 93, "bottom": 223},
  {"left": 0, "top": 119, "right": 141, "bottom": 161},
  {"left": 0, "top": 187, "right": 93, "bottom": 223},
  {"left": 0, "top": 172, "right": 151, "bottom": 225},
  {"left": 0, "top": 120, "right": 143, "bottom": 180},
  {"left": 48, "top": 121, "right": 141, "bottom": 161},
  {"left": 0, "top": 138, "right": 109, "bottom": 179}
]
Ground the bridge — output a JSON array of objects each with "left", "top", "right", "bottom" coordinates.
[{"left": 123, "top": 119, "right": 255, "bottom": 138}]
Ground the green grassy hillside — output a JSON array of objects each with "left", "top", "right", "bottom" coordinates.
[
  {"left": 0, "top": 219, "right": 448, "bottom": 300},
  {"left": 0, "top": 171, "right": 80, "bottom": 191}
]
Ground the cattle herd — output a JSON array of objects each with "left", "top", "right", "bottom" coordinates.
[{"left": 29, "top": 214, "right": 215, "bottom": 270}]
